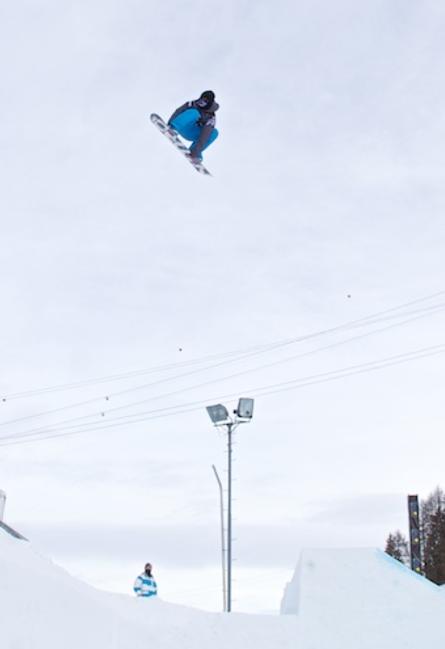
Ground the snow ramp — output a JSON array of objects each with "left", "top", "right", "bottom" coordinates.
[
  {"left": 0, "top": 531, "right": 296, "bottom": 649},
  {"left": 281, "top": 548, "right": 445, "bottom": 649},
  {"left": 3, "top": 530, "right": 445, "bottom": 649}
]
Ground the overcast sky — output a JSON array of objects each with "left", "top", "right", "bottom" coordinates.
[{"left": 1, "top": 0, "right": 445, "bottom": 613}]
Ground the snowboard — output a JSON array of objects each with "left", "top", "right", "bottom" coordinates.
[{"left": 150, "top": 113, "right": 211, "bottom": 176}]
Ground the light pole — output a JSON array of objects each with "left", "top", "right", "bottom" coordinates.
[
  {"left": 212, "top": 464, "right": 226, "bottom": 612},
  {"left": 206, "top": 398, "right": 254, "bottom": 612}
]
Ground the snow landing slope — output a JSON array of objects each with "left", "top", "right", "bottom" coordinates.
[
  {"left": 0, "top": 531, "right": 296, "bottom": 649},
  {"left": 281, "top": 548, "right": 445, "bottom": 649},
  {"left": 3, "top": 531, "right": 445, "bottom": 649}
]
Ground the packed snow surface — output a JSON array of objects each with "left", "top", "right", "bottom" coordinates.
[
  {"left": 282, "top": 547, "right": 445, "bottom": 648},
  {"left": 2, "top": 530, "right": 445, "bottom": 648},
  {"left": 0, "top": 531, "right": 296, "bottom": 649}
]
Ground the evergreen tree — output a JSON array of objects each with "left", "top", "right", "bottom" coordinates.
[
  {"left": 422, "top": 487, "right": 445, "bottom": 584},
  {"left": 385, "top": 530, "right": 409, "bottom": 564},
  {"left": 385, "top": 487, "right": 445, "bottom": 582}
]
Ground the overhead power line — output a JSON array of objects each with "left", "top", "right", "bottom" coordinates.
[
  {"left": 1, "top": 293, "right": 445, "bottom": 434},
  {"left": 1, "top": 341, "right": 444, "bottom": 448},
  {"left": 2, "top": 298, "right": 443, "bottom": 437},
  {"left": 1, "top": 288, "right": 445, "bottom": 403}
]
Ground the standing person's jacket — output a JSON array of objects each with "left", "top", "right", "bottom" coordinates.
[
  {"left": 133, "top": 572, "right": 157, "bottom": 597},
  {"left": 168, "top": 97, "right": 219, "bottom": 157}
]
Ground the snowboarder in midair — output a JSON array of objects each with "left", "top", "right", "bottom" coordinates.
[
  {"left": 133, "top": 562, "right": 158, "bottom": 598},
  {"left": 168, "top": 91, "right": 219, "bottom": 162}
]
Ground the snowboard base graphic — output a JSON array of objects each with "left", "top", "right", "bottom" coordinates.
[{"left": 150, "top": 113, "right": 211, "bottom": 176}]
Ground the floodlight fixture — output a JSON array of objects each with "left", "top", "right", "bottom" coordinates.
[
  {"left": 206, "top": 397, "right": 255, "bottom": 613},
  {"left": 206, "top": 404, "right": 230, "bottom": 425},
  {"left": 236, "top": 397, "right": 254, "bottom": 420}
]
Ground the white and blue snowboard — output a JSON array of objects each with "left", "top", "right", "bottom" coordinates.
[{"left": 150, "top": 113, "right": 211, "bottom": 176}]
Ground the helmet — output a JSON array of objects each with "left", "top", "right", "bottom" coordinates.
[{"left": 199, "top": 90, "right": 215, "bottom": 107}]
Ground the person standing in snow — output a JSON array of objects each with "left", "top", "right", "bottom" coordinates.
[
  {"left": 167, "top": 90, "right": 219, "bottom": 162},
  {"left": 134, "top": 562, "right": 157, "bottom": 598}
]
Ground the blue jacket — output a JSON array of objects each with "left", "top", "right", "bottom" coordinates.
[
  {"left": 134, "top": 572, "right": 157, "bottom": 598},
  {"left": 168, "top": 97, "right": 219, "bottom": 129}
]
